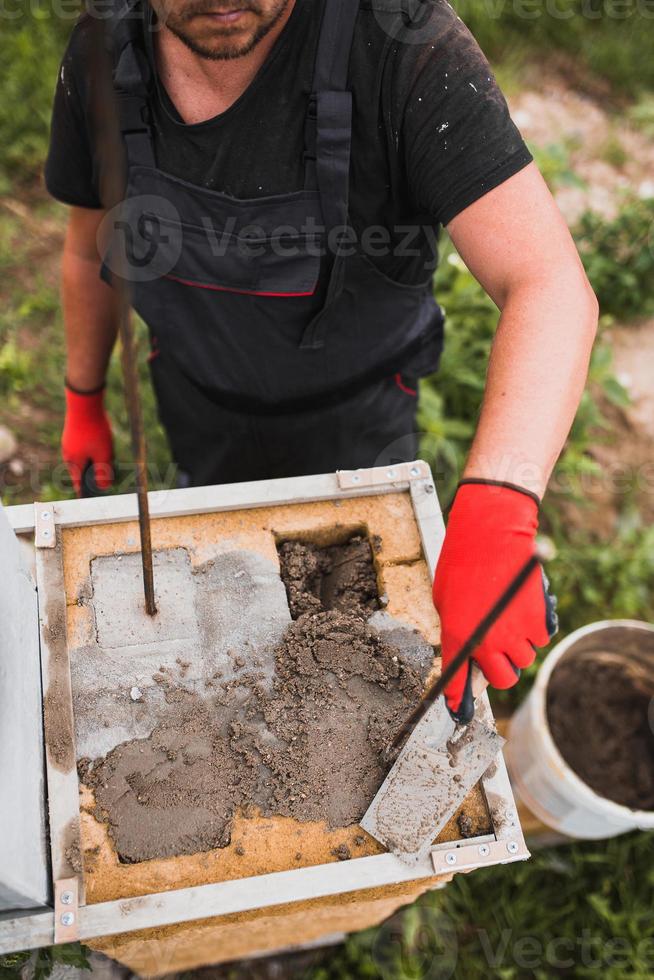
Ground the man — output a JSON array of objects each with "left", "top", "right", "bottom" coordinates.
[{"left": 46, "top": 0, "right": 598, "bottom": 719}]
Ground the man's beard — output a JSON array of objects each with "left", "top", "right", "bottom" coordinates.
[{"left": 161, "top": 0, "right": 291, "bottom": 61}]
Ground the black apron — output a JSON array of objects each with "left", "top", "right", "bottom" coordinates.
[{"left": 102, "top": 0, "right": 445, "bottom": 419}]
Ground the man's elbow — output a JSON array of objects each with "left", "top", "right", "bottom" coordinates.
[
  {"left": 544, "top": 263, "right": 599, "bottom": 341},
  {"left": 577, "top": 270, "right": 600, "bottom": 341}
]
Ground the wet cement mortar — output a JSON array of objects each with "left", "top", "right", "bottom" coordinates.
[
  {"left": 82, "top": 537, "right": 432, "bottom": 863},
  {"left": 547, "top": 658, "right": 654, "bottom": 811}
]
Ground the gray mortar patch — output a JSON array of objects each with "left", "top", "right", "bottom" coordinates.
[{"left": 72, "top": 549, "right": 291, "bottom": 760}]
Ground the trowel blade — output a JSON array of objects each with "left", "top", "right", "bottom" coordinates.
[{"left": 360, "top": 699, "right": 504, "bottom": 866}]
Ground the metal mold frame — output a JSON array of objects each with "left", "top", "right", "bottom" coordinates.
[{"left": 1, "top": 462, "right": 528, "bottom": 953}]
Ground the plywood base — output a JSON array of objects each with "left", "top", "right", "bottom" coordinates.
[{"left": 88, "top": 878, "right": 447, "bottom": 977}]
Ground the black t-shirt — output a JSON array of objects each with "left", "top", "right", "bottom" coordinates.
[{"left": 45, "top": 0, "right": 532, "bottom": 285}]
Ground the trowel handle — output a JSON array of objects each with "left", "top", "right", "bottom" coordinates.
[
  {"left": 470, "top": 663, "right": 490, "bottom": 700},
  {"left": 81, "top": 462, "right": 107, "bottom": 498},
  {"left": 392, "top": 555, "right": 539, "bottom": 748}
]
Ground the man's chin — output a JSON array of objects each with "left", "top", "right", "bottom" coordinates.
[{"left": 167, "top": 25, "right": 259, "bottom": 60}]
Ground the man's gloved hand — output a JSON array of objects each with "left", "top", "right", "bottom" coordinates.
[
  {"left": 61, "top": 383, "right": 114, "bottom": 496},
  {"left": 433, "top": 480, "right": 558, "bottom": 723}
]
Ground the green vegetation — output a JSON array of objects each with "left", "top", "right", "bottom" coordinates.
[
  {"left": 308, "top": 832, "right": 654, "bottom": 979},
  {"left": 458, "top": 0, "right": 654, "bottom": 96},
  {"left": 419, "top": 219, "right": 654, "bottom": 643},
  {"left": 0, "top": 3, "right": 74, "bottom": 187},
  {"left": 575, "top": 199, "right": 654, "bottom": 319},
  {"left": 628, "top": 95, "right": 654, "bottom": 138},
  {"left": 0, "top": 944, "right": 89, "bottom": 980}
]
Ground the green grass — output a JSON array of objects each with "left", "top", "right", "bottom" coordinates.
[
  {"left": 0, "top": 4, "right": 74, "bottom": 186},
  {"left": 0, "top": 944, "right": 90, "bottom": 980},
  {"left": 0, "top": 201, "right": 172, "bottom": 505},
  {"left": 307, "top": 832, "right": 654, "bottom": 980},
  {"left": 457, "top": 0, "right": 654, "bottom": 97},
  {"left": 575, "top": 199, "right": 654, "bottom": 319}
]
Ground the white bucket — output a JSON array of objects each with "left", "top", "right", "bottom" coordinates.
[{"left": 505, "top": 620, "right": 654, "bottom": 840}]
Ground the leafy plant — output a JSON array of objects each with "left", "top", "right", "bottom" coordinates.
[
  {"left": 418, "top": 229, "right": 652, "bottom": 651},
  {"left": 0, "top": 3, "right": 77, "bottom": 183},
  {"left": 456, "top": 0, "right": 654, "bottom": 97},
  {"left": 529, "top": 140, "right": 586, "bottom": 193},
  {"left": 0, "top": 944, "right": 90, "bottom": 980},
  {"left": 628, "top": 96, "right": 654, "bottom": 138},
  {"left": 575, "top": 199, "right": 654, "bottom": 319}
]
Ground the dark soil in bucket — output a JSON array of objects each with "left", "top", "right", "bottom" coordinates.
[
  {"left": 82, "top": 534, "right": 437, "bottom": 863},
  {"left": 547, "top": 658, "right": 654, "bottom": 811}
]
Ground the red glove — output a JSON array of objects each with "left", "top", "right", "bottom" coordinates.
[
  {"left": 61, "top": 384, "right": 114, "bottom": 496},
  {"left": 433, "top": 480, "right": 558, "bottom": 722}
]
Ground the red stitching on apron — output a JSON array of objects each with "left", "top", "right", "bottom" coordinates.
[
  {"left": 165, "top": 274, "right": 317, "bottom": 298},
  {"left": 147, "top": 336, "right": 160, "bottom": 363},
  {"left": 394, "top": 373, "right": 417, "bottom": 397}
]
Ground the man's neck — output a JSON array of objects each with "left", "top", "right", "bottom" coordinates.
[{"left": 154, "top": 2, "right": 296, "bottom": 124}]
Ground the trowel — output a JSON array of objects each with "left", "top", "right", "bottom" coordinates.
[{"left": 361, "top": 555, "right": 540, "bottom": 866}]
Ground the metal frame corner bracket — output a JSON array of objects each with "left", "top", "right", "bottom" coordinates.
[
  {"left": 54, "top": 877, "right": 80, "bottom": 944},
  {"left": 34, "top": 503, "right": 56, "bottom": 549},
  {"left": 431, "top": 836, "right": 530, "bottom": 876},
  {"left": 337, "top": 460, "right": 431, "bottom": 490}
]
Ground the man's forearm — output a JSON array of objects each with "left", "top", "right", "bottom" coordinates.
[
  {"left": 464, "top": 273, "right": 599, "bottom": 499},
  {"left": 62, "top": 213, "right": 119, "bottom": 392}
]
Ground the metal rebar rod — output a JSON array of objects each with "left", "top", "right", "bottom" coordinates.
[
  {"left": 118, "top": 303, "right": 157, "bottom": 617},
  {"left": 89, "top": 12, "right": 157, "bottom": 616}
]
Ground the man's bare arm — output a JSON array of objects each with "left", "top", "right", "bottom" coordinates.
[
  {"left": 62, "top": 206, "right": 119, "bottom": 391},
  {"left": 447, "top": 162, "right": 599, "bottom": 500}
]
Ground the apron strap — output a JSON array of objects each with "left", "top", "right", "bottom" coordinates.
[
  {"left": 310, "top": 0, "right": 359, "bottom": 228},
  {"left": 300, "top": 0, "right": 360, "bottom": 350},
  {"left": 110, "top": 0, "right": 156, "bottom": 170}
]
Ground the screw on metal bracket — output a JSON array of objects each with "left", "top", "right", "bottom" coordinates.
[
  {"left": 478, "top": 844, "right": 491, "bottom": 857},
  {"left": 34, "top": 502, "right": 57, "bottom": 549},
  {"left": 445, "top": 852, "right": 457, "bottom": 866},
  {"left": 337, "top": 461, "right": 431, "bottom": 490},
  {"left": 507, "top": 841, "right": 519, "bottom": 854},
  {"left": 54, "top": 877, "right": 80, "bottom": 944}
]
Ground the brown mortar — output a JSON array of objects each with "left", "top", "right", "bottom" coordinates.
[{"left": 54, "top": 493, "right": 492, "bottom": 974}]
